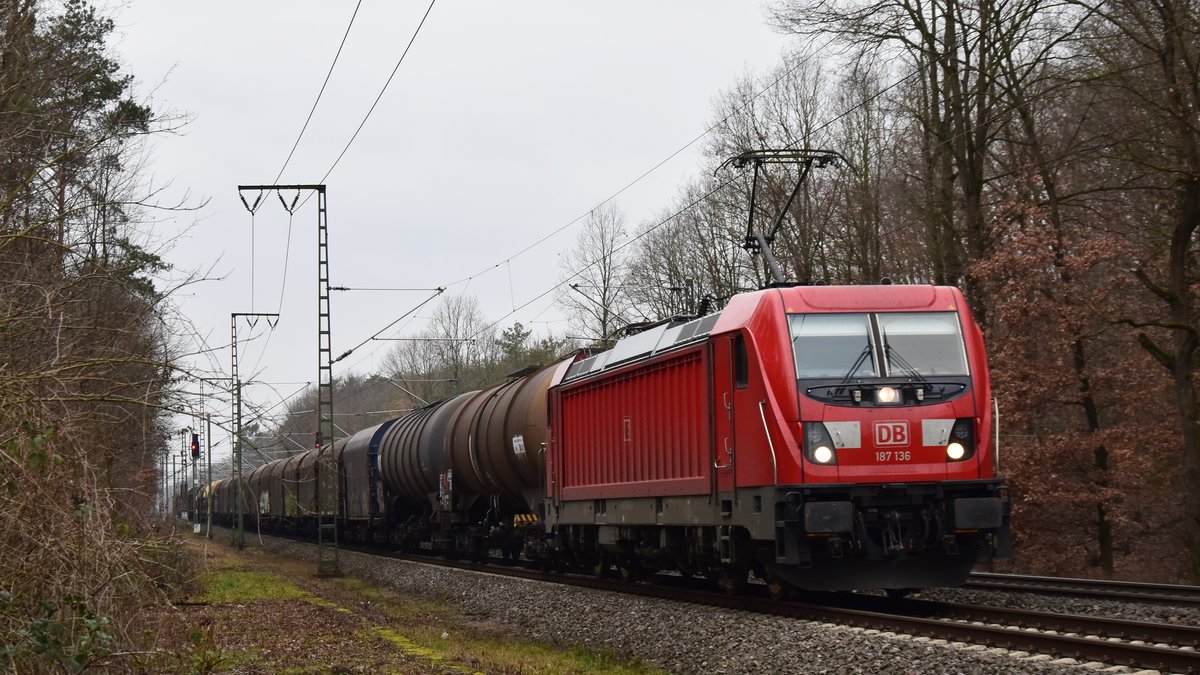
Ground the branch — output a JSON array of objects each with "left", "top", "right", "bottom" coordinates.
[
  {"left": 1137, "top": 331, "right": 1175, "bottom": 369},
  {"left": 1130, "top": 267, "right": 1175, "bottom": 303}
]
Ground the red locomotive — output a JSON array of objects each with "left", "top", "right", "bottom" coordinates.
[
  {"left": 547, "top": 283, "right": 1007, "bottom": 594},
  {"left": 205, "top": 282, "right": 1009, "bottom": 595}
]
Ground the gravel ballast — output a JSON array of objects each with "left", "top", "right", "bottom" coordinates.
[{"left": 229, "top": 532, "right": 1165, "bottom": 674}]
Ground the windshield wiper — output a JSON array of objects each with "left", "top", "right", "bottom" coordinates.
[
  {"left": 840, "top": 344, "right": 873, "bottom": 383},
  {"left": 884, "top": 343, "right": 927, "bottom": 382}
]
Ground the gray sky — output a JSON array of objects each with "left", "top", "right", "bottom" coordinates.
[{"left": 113, "top": 2, "right": 793, "bottom": 448}]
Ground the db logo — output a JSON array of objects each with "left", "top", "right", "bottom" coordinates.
[{"left": 874, "top": 421, "right": 910, "bottom": 447}]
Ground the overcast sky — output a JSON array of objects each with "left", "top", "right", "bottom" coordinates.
[{"left": 112, "top": 2, "right": 794, "bottom": 448}]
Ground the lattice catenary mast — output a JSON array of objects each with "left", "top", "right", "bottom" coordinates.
[{"left": 237, "top": 184, "right": 339, "bottom": 576}]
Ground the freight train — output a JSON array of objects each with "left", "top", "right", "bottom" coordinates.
[{"left": 203, "top": 283, "right": 1010, "bottom": 596}]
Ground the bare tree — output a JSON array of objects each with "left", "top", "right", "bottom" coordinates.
[
  {"left": 625, "top": 177, "right": 754, "bottom": 318},
  {"left": 557, "top": 203, "right": 632, "bottom": 343},
  {"left": 827, "top": 58, "right": 893, "bottom": 282},
  {"left": 383, "top": 294, "right": 499, "bottom": 403},
  {"left": 770, "top": 0, "right": 1073, "bottom": 316}
]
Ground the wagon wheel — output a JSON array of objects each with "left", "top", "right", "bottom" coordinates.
[
  {"left": 717, "top": 568, "right": 748, "bottom": 597},
  {"left": 766, "top": 573, "right": 790, "bottom": 602},
  {"left": 591, "top": 554, "right": 609, "bottom": 579},
  {"left": 617, "top": 560, "right": 639, "bottom": 584}
]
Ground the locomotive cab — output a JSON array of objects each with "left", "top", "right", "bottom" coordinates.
[{"left": 793, "top": 309, "right": 982, "bottom": 481}]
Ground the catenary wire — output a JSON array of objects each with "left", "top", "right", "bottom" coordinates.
[
  {"left": 318, "top": 0, "right": 437, "bottom": 185},
  {"left": 242, "top": 1, "right": 436, "bottom": 382},
  {"left": 228, "top": 42, "right": 825, "bottom": 386},
  {"left": 252, "top": 32, "right": 827, "bottom": 381},
  {"left": 331, "top": 289, "right": 444, "bottom": 365},
  {"left": 272, "top": 1, "right": 364, "bottom": 185},
  {"left": 259, "top": 1, "right": 363, "bottom": 344},
  {"left": 467, "top": 56, "right": 924, "bottom": 341},
  {"left": 298, "top": 35, "right": 870, "bottom": 383},
  {"left": 493, "top": 41, "right": 1101, "bottom": 341},
  {"left": 305, "top": 40, "right": 1118, "bottom": 384}
]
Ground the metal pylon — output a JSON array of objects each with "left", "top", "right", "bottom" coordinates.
[
  {"left": 236, "top": 183, "right": 338, "bottom": 577},
  {"left": 230, "top": 315, "right": 243, "bottom": 549},
  {"left": 314, "top": 186, "right": 339, "bottom": 577},
  {"left": 230, "top": 311, "right": 278, "bottom": 550}
]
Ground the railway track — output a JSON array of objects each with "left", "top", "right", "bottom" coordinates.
[
  {"left": 755, "top": 596, "right": 1200, "bottom": 673},
  {"left": 967, "top": 571, "right": 1200, "bottom": 608},
  {"left": 380, "top": 550, "right": 1200, "bottom": 673}
]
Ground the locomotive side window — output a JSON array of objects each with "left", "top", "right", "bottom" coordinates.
[
  {"left": 789, "top": 313, "right": 875, "bottom": 379},
  {"left": 734, "top": 334, "right": 748, "bottom": 388},
  {"left": 877, "top": 312, "right": 969, "bottom": 376}
]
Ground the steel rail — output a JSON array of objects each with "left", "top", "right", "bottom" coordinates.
[
  {"left": 871, "top": 596, "right": 1200, "bottom": 647},
  {"left": 967, "top": 572, "right": 1200, "bottom": 607},
  {"left": 755, "top": 600, "right": 1200, "bottom": 674}
]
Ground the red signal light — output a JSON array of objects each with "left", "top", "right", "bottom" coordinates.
[{"left": 190, "top": 433, "right": 200, "bottom": 458}]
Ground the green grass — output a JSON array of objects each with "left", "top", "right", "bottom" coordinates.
[
  {"left": 382, "top": 625, "right": 664, "bottom": 675},
  {"left": 198, "top": 570, "right": 311, "bottom": 604}
]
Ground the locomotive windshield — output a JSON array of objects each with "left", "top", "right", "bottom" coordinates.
[
  {"left": 789, "top": 311, "right": 969, "bottom": 380},
  {"left": 789, "top": 313, "right": 876, "bottom": 379}
]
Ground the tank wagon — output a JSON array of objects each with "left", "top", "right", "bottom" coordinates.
[{"left": 205, "top": 283, "right": 1009, "bottom": 594}]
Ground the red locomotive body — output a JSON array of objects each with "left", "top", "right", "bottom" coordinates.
[
  {"left": 554, "top": 344, "right": 711, "bottom": 500},
  {"left": 547, "top": 284, "right": 1008, "bottom": 592}
]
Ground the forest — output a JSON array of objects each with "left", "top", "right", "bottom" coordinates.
[
  {"left": 0, "top": 0, "right": 190, "bottom": 670},
  {"left": 5, "top": 0, "right": 1200, "bottom": 669}
]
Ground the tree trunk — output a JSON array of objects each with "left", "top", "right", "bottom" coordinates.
[
  {"left": 1168, "top": 177, "right": 1200, "bottom": 582},
  {"left": 1074, "top": 338, "right": 1115, "bottom": 573}
]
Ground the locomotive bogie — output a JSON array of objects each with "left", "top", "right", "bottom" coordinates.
[{"left": 770, "top": 480, "right": 1009, "bottom": 590}]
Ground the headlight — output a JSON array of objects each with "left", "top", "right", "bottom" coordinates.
[
  {"left": 804, "top": 422, "right": 838, "bottom": 465},
  {"left": 946, "top": 418, "right": 976, "bottom": 462},
  {"left": 875, "top": 386, "right": 899, "bottom": 404}
]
